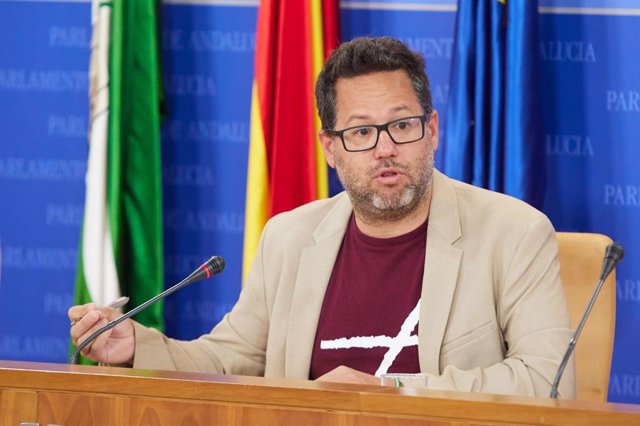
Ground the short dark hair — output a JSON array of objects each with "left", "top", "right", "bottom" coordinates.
[{"left": 315, "top": 36, "right": 433, "bottom": 130}]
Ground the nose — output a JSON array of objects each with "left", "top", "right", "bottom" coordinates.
[{"left": 374, "top": 129, "right": 398, "bottom": 159}]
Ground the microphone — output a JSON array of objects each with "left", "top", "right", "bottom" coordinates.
[
  {"left": 549, "top": 243, "right": 624, "bottom": 398},
  {"left": 70, "top": 255, "right": 225, "bottom": 364}
]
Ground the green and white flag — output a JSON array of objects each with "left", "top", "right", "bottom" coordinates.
[{"left": 74, "top": 0, "right": 165, "bottom": 359}]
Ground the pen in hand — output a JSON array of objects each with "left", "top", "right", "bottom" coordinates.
[{"left": 70, "top": 296, "right": 129, "bottom": 326}]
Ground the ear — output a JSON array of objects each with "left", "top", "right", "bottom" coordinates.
[
  {"left": 319, "top": 130, "right": 336, "bottom": 168},
  {"left": 427, "top": 110, "right": 439, "bottom": 151}
]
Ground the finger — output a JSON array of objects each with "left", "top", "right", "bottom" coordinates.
[
  {"left": 70, "top": 310, "right": 102, "bottom": 345},
  {"left": 68, "top": 302, "right": 96, "bottom": 323},
  {"left": 87, "top": 324, "right": 113, "bottom": 359},
  {"left": 78, "top": 317, "right": 109, "bottom": 357},
  {"left": 97, "top": 306, "right": 123, "bottom": 322},
  {"left": 316, "top": 370, "right": 339, "bottom": 383}
]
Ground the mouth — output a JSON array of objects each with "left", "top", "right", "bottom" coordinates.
[{"left": 374, "top": 168, "right": 404, "bottom": 185}]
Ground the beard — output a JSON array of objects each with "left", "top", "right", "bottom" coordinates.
[{"left": 334, "top": 147, "right": 435, "bottom": 224}]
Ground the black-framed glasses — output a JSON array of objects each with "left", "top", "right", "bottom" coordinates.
[{"left": 324, "top": 114, "right": 429, "bottom": 152}]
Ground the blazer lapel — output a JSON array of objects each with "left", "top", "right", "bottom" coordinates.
[
  {"left": 419, "top": 170, "right": 463, "bottom": 374},
  {"left": 284, "top": 194, "right": 353, "bottom": 378}
]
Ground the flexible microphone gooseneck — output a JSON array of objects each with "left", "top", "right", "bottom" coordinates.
[
  {"left": 70, "top": 255, "right": 225, "bottom": 364},
  {"left": 549, "top": 243, "right": 624, "bottom": 398}
]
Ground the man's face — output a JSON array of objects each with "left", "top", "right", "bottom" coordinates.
[{"left": 319, "top": 70, "right": 439, "bottom": 223}]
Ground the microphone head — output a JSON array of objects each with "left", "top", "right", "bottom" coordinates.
[
  {"left": 605, "top": 243, "right": 624, "bottom": 263},
  {"left": 204, "top": 255, "right": 226, "bottom": 276}
]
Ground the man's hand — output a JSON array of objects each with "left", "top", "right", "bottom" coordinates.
[
  {"left": 68, "top": 303, "right": 135, "bottom": 366},
  {"left": 315, "top": 365, "right": 380, "bottom": 385}
]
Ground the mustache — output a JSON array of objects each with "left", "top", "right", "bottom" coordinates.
[{"left": 368, "top": 160, "right": 409, "bottom": 176}]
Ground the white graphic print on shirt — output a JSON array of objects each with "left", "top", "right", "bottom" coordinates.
[{"left": 320, "top": 299, "right": 421, "bottom": 376}]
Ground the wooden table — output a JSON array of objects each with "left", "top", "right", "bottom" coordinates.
[{"left": 1, "top": 360, "right": 639, "bottom": 425}]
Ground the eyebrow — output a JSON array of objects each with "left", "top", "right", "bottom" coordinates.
[{"left": 342, "top": 105, "right": 413, "bottom": 126}]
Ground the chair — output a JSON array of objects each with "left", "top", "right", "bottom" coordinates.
[{"left": 556, "top": 232, "right": 616, "bottom": 402}]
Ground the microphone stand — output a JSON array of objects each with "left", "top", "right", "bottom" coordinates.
[
  {"left": 549, "top": 243, "right": 623, "bottom": 398},
  {"left": 70, "top": 256, "right": 224, "bottom": 364}
]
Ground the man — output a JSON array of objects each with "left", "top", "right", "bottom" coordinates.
[{"left": 70, "top": 36, "right": 575, "bottom": 398}]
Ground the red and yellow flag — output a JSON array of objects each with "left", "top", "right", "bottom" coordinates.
[{"left": 243, "top": 0, "right": 340, "bottom": 279}]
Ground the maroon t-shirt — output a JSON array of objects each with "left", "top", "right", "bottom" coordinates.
[{"left": 309, "top": 214, "right": 427, "bottom": 379}]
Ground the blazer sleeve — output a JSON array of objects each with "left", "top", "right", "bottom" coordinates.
[
  {"left": 425, "top": 216, "right": 576, "bottom": 398},
  {"left": 132, "top": 222, "right": 274, "bottom": 375}
]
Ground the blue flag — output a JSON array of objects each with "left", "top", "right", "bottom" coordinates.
[{"left": 444, "top": 0, "right": 543, "bottom": 208}]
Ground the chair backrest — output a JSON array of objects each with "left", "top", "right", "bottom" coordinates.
[{"left": 556, "top": 232, "right": 616, "bottom": 402}]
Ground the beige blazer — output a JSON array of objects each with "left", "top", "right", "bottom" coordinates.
[{"left": 134, "top": 170, "right": 576, "bottom": 398}]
